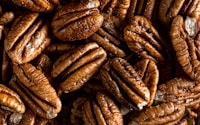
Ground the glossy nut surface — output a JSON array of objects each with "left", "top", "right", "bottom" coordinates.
[{"left": 52, "top": 0, "right": 104, "bottom": 41}]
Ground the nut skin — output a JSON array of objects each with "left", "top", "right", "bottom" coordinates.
[
  {"left": 11, "top": 0, "right": 60, "bottom": 12},
  {"left": 124, "top": 16, "right": 167, "bottom": 64},
  {"left": 170, "top": 15, "right": 200, "bottom": 81},
  {"left": 82, "top": 91, "right": 123, "bottom": 125},
  {"left": 100, "top": 57, "right": 157, "bottom": 110},
  {"left": 52, "top": 0, "right": 104, "bottom": 41},
  {"left": 155, "top": 77, "right": 200, "bottom": 107},
  {"left": 128, "top": 102, "right": 185, "bottom": 125},
  {"left": 4, "top": 12, "right": 51, "bottom": 64},
  {"left": 10, "top": 63, "right": 62, "bottom": 119},
  {"left": 0, "top": 84, "right": 25, "bottom": 114},
  {"left": 51, "top": 42, "right": 107, "bottom": 94}
]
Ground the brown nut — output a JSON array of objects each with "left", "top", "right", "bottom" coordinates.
[
  {"left": 100, "top": 0, "right": 130, "bottom": 20},
  {"left": 124, "top": 16, "right": 168, "bottom": 64},
  {"left": 51, "top": 0, "right": 104, "bottom": 41},
  {"left": 128, "top": 102, "right": 185, "bottom": 125},
  {"left": 82, "top": 91, "right": 123, "bottom": 125},
  {"left": 4, "top": 12, "right": 51, "bottom": 64},
  {"left": 126, "top": 0, "right": 156, "bottom": 21},
  {"left": 10, "top": 63, "right": 62, "bottom": 119},
  {"left": 155, "top": 77, "right": 200, "bottom": 108},
  {"left": 170, "top": 15, "right": 200, "bottom": 81},
  {"left": 89, "top": 27, "right": 126, "bottom": 58},
  {"left": 100, "top": 57, "right": 159, "bottom": 110},
  {"left": 11, "top": 0, "right": 60, "bottom": 12},
  {"left": 0, "top": 84, "right": 25, "bottom": 114},
  {"left": 51, "top": 42, "right": 107, "bottom": 95}
]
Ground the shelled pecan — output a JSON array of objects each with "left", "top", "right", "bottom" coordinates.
[
  {"left": 4, "top": 12, "right": 51, "bottom": 64},
  {"left": 10, "top": 63, "right": 62, "bottom": 119},
  {"left": 82, "top": 91, "right": 123, "bottom": 125},
  {"left": 52, "top": 0, "right": 104, "bottom": 41},
  {"left": 128, "top": 102, "right": 185, "bottom": 125},
  {"left": 51, "top": 42, "right": 107, "bottom": 95}
]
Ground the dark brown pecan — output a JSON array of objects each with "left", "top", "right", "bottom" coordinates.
[
  {"left": 4, "top": 12, "right": 51, "bottom": 64},
  {"left": 0, "top": 84, "right": 25, "bottom": 114},
  {"left": 124, "top": 16, "right": 168, "bottom": 64},
  {"left": 11, "top": 0, "right": 60, "bottom": 12},
  {"left": 51, "top": 42, "right": 107, "bottom": 95},
  {"left": 0, "top": 108, "right": 11, "bottom": 125},
  {"left": 170, "top": 15, "right": 200, "bottom": 81},
  {"left": 89, "top": 27, "right": 126, "bottom": 57},
  {"left": 128, "top": 102, "right": 185, "bottom": 125},
  {"left": 18, "top": 109, "right": 35, "bottom": 125},
  {"left": 10, "top": 63, "right": 62, "bottom": 119},
  {"left": 51, "top": 0, "right": 104, "bottom": 41},
  {"left": 155, "top": 77, "right": 200, "bottom": 108},
  {"left": 126, "top": 0, "right": 156, "bottom": 21},
  {"left": 82, "top": 91, "right": 123, "bottom": 125},
  {"left": 100, "top": 57, "right": 159, "bottom": 110},
  {"left": 100, "top": 0, "right": 130, "bottom": 20}
]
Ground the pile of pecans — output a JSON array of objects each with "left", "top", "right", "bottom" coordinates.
[{"left": 0, "top": 0, "right": 200, "bottom": 124}]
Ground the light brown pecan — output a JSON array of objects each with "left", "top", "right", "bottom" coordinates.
[
  {"left": 82, "top": 91, "right": 123, "bottom": 125},
  {"left": 155, "top": 77, "right": 200, "bottom": 108},
  {"left": 4, "top": 12, "right": 51, "bottom": 64},
  {"left": 128, "top": 102, "right": 185, "bottom": 125},
  {"left": 100, "top": 58, "right": 152, "bottom": 110},
  {"left": 170, "top": 15, "right": 200, "bottom": 81},
  {"left": 51, "top": 42, "right": 107, "bottom": 95},
  {"left": 10, "top": 63, "right": 62, "bottom": 119},
  {"left": 0, "top": 84, "right": 25, "bottom": 114},
  {"left": 52, "top": 0, "right": 103, "bottom": 41},
  {"left": 11, "top": 0, "right": 60, "bottom": 12},
  {"left": 124, "top": 16, "right": 168, "bottom": 64}
]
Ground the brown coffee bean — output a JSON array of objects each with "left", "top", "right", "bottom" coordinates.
[{"left": 52, "top": 0, "right": 104, "bottom": 41}]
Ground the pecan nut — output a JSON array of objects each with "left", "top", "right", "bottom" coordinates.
[
  {"left": 51, "top": 42, "right": 107, "bottom": 95},
  {"left": 11, "top": 0, "right": 60, "bottom": 12},
  {"left": 51, "top": 0, "right": 104, "bottom": 41},
  {"left": 82, "top": 91, "right": 123, "bottom": 125},
  {"left": 155, "top": 77, "right": 200, "bottom": 107},
  {"left": 100, "top": 57, "right": 159, "bottom": 110},
  {"left": 0, "top": 84, "right": 25, "bottom": 114},
  {"left": 124, "top": 16, "right": 168, "bottom": 63},
  {"left": 128, "top": 102, "right": 185, "bottom": 125},
  {"left": 4, "top": 12, "right": 51, "bottom": 64},
  {"left": 10, "top": 63, "right": 62, "bottom": 119},
  {"left": 170, "top": 15, "right": 200, "bottom": 81}
]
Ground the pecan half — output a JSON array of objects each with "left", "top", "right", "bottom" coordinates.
[
  {"left": 52, "top": 0, "right": 104, "bottom": 41},
  {"left": 124, "top": 16, "right": 168, "bottom": 64},
  {"left": 170, "top": 15, "right": 200, "bottom": 81},
  {"left": 51, "top": 42, "right": 107, "bottom": 95},
  {"left": 0, "top": 84, "right": 25, "bottom": 114},
  {"left": 82, "top": 91, "right": 123, "bottom": 125},
  {"left": 11, "top": 0, "right": 60, "bottom": 12},
  {"left": 10, "top": 63, "right": 62, "bottom": 119},
  {"left": 4, "top": 12, "right": 51, "bottom": 64},
  {"left": 100, "top": 57, "right": 156, "bottom": 110},
  {"left": 128, "top": 102, "right": 185, "bottom": 125},
  {"left": 155, "top": 77, "right": 200, "bottom": 108}
]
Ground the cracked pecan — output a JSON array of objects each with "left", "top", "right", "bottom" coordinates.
[
  {"left": 82, "top": 91, "right": 123, "bottom": 125},
  {"left": 4, "top": 12, "right": 51, "bottom": 64},
  {"left": 100, "top": 57, "right": 158, "bottom": 110},
  {"left": 10, "top": 63, "right": 62, "bottom": 119},
  {"left": 52, "top": 0, "right": 103, "bottom": 41},
  {"left": 124, "top": 16, "right": 168, "bottom": 64},
  {"left": 155, "top": 77, "right": 200, "bottom": 108},
  {"left": 170, "top": 15, "right": 200, "bottom": 81},
  {"left": 128, "top": 102, "right": 185, "bottom": 125},
  {"left": 51, "top": 42, "right": 107, "bottom": 95},
  {"left": 11, "top": 0, "right": 60, "bottom": 12}
]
